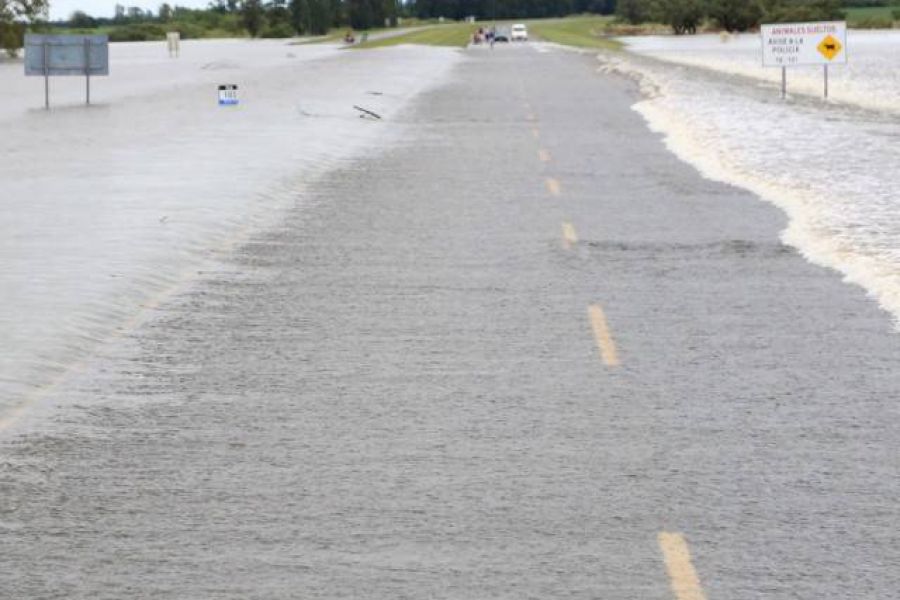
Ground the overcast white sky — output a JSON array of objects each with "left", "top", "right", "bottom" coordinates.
[{"left": 49, "top": 0, "right": 208, "bottom": 20}]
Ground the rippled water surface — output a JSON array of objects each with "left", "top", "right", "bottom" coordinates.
[
  {"left": 0, "top": 40, "right": 461, "bottom": 420},
  {"left": 617, "top": 31, "right": 900, "bottom": 325}
]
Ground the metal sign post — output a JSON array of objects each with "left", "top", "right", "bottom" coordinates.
[
  {"left": 24, "top": 34, "right": 109, "bottom": 109},
  {"left": 84, "top": 38, "right": 91, "bottom": 105},
  {"left": 824, "top": 64, "right": 829, "bottom": 98},
  {"left": 166, "top": 32, "right": 180, "bottom": 58},
  {"left": 781, "top": 66, "right": 786, "bottom": 99},
  {"left": 42, "top": 40, "right": 49, "bottom": 110}
]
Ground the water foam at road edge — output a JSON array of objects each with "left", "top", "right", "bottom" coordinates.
[{"left": 599, "top": 53, "right": 900, "bottom": 330}]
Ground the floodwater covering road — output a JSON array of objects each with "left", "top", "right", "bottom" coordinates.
[{"left": 2, "top": 42, "right": 899, "bottom": 598}]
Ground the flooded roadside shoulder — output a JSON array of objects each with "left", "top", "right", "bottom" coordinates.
[
  {"left": 0, "top": 42, "right": 464, "bottom": 430},
  {"left": 604, "top": 33, "right": 900, "bottom": 329}
]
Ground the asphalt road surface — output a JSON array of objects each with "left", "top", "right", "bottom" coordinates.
[{"left": 2, "top": 44, "right": 899, "bottom": 599}]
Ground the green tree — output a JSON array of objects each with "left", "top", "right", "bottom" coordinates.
[
  {"left": 616, "top": 0, "right": 651, "bottom": 24},
  {"left": 348, "top": 0, "right": 374, "bottom": 29},
  {"left": 69, "top": 9, "right": 97, "bottom": 27},
  {"left": 708, "top": 0, "right": 762, "bottom": 31},
  {"left": 289, "top": 0, "right": 310, "bottom": 32},
  {"left": 577, "top": 0, "right": 616, "bottom": 14},
  {"left": 158, "top": 2, "right": 173, "bottom": 21},
  {"left": 381, "top": 0, "right": 399, "bottom": 26},
  {"left": 761, "top": 0, "right": 845, "bottom": 21},
  {"left": 241, "top": 0, "right": 264, "bottom": 35},
  {"left": 651, "top": 0, "right": 705, "bottom": 34},
  {"left": 308, "top": 0, "right": 332, "bottom": 33},
  {"left": 0, "top": 0, "right": 48, "bottom": 56},
  {"left": 262, "top": 1, "right": 293, "bottom": 36},
  {"left": 329, "top": 0, "right": 343, "bottom": 27}
]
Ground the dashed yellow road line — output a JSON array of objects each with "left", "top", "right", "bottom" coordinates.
[
  {"left": 538, "top": 149, "right": 551, "bottom": 163},
  {"left": 545, "top": 177, "right": 561, "bottom": 197},
  {"left": 562, "top": 222, "right": 578, "bottom": 249},
  {"left": 588, "top": 304, "right": 620, "bottom": 366},
  {"left": 658, "top": 532, "right": 708, "bottom": 600},
  {"left": 531, "top": 127, "right": 540, "bottom": 140},
  {"left": 526, "top": 112, "right": 536, "bottom": 122}
]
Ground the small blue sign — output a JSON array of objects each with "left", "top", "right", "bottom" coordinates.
[{"left": 218, "top": 84, "right": 239, "bottom": 106}]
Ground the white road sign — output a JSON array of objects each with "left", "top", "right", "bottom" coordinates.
[
  {"left": 761, "top": 21, "right": 847, "bottom": 67},
  {"left": 218, "top": 84, "right": 239, "bottom": 106}
]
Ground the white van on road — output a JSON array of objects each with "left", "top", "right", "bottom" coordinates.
[{"left": 511, "top": 24, "right": 528, "bottom": 41}]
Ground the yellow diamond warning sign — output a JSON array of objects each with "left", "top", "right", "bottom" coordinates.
[{"left": 817, "top": 34, "right": 842, "bottom": 60}]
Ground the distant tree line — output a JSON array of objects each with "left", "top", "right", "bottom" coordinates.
[
  {"left": 232, "top": 0, "right": 401, "bottom": 37},
  {"left": 409, "top": 0, "right": 616, "bottom": 20},
  {"left": 0, "top": 0, "right": 889, "bottom": 55},
  {"left": 63, "top": 1, "right": 400, "bottom": 39},
  {"left": 616, "top": 0, "right": 851, "bottom": 34}
]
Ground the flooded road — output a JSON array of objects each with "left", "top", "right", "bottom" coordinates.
[{"left": 2, "top": 44, "right": 899, "bottom": 598}]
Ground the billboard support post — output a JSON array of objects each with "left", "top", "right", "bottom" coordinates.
[
  {"left": 84, "top": 38, "right": 91, "bottom": 105},
  {"left": 42, "top": 40, "right": 49, "bottom": 110}
]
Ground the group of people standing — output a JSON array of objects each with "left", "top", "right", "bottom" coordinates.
[{"left": 472, "top": 26, "right": 497, "bottom": 46}]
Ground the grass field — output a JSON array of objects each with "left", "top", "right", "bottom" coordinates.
[
  {"left": 845, "top": 6, "right": 898, "bottom": 27},
  {"left": 352, "top": 16, "right": 626, "bottom": 50},
  {"left": 354, "top": 23, "right": 473, "bottom": 48},
  {"left": 526, "top": 16, "right": 622, "bottom": 50},
  {"left": 353, "top": 9, "right": 900, "bottom": 50},
  {"left": 845, "top": 6, "right": 896, "bottom": 20}
]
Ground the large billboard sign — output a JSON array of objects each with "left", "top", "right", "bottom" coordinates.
[
  {"left": 23, "top": 34, "right": 109, "bottom": 108},
  {"left": 25, "top": 34, "right": 109, "bottom": 76},
  {"left": 761, "top": 21, "right": 847, "bottom": 67}
]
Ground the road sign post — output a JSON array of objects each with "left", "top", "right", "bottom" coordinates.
[
  {"left": 84, "top": 38, "right": 91, "bottom": 105},
  {"left": 167, "top": 32, "right": 180, "bottom": 58},
  {"left": 25, "top": 34, "right": 109, "bottom": 109},
  {"left": 760, "top": 21, "right": 847, "bottom": 100},
  {"left": 42, "top": 40, "right": 49, "bottom": 109}
]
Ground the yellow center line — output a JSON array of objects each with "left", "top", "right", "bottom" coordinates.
[
  {"left": 658, "top": 532, "right": 708, "bottom": 600},
  {"left": 526, "top": 112, "right": 536, "bottom": 122},
  {"left": 562, "top": 222, "right": 578, "bottom": 249},
  {"left": 538, "top": 149, "right": 551, "bottom": 163},
  {"left": 531, "top": 127, "right": 540, "bottom": 140},
  {"left": 545, "top": 177, "right": 561, "bottom": 197},
  {"left": 588, "top": 304, "right": 620, "bottom": 366}
]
